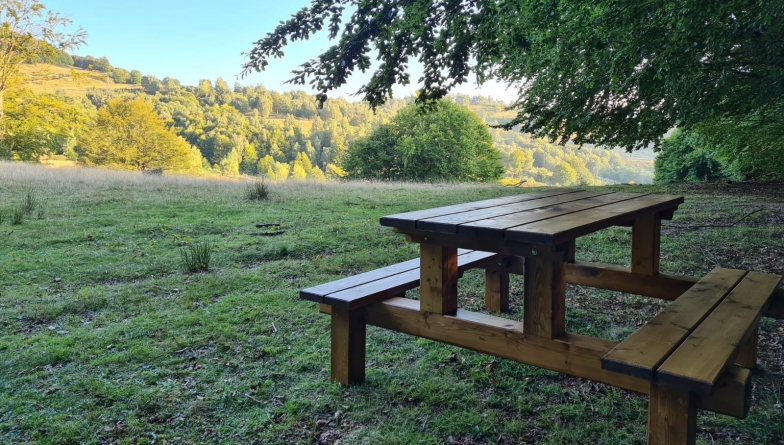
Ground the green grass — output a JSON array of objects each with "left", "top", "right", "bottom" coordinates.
[{"left": 0, "top": 162, "right": 782, "bottom": 445}]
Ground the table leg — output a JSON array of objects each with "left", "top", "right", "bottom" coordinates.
[
  {"left": 647, "top": 383, "right": 696, "bottom": 445},
  {"left": 485, "top": 269, "right": 510, "bottom": 312},
  {"left": 632, "top": 213, "right": 661, "bottom": 276},
  {"left": 420, "top": 243, "right": 458, "bottom": 315},
  {"left": 523, "top": 255, "right": 566, "bottom": 339}
]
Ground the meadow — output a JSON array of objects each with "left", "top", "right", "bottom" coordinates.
[{"left": 0, "top": 161, "right": 782, "bottom": 444}]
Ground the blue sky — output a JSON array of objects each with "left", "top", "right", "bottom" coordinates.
[{"left": 45, "top": 0, "right": 512, "bottom": 101}]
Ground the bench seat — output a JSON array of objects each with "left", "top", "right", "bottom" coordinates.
[
  {"left": 602, "top": 267, "right": 782, "bottom": 444},
  {"left": 301, "top": 249, "right": 507, "bottom": 310}
]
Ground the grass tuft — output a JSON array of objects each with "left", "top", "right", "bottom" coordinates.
[
  {"left": 180, "top": 240, "right": 213, "bottom": 273},
  {"left": 244, "top": 177, "right": 269, "bottom": 201},
  {"left": 11, "top": 207, "right": 24, "bottom": 225},
  {"left": 23, "top": 188, "right": 37, "bottom": 215}
]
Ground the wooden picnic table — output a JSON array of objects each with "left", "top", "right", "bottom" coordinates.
[
  {"left": 304, "top": 189, "right": 784, "bottom": 445},
  {"left": 376, "top": 189, "right": 781, "bottom": 445}
]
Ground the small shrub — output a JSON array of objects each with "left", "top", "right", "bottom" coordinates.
[
  {"left": 23, "top": 188, "right": 37, "bottom": 215},
  {"left": 11, "top": 207, "right": 24, "bottom": 225},
  {"left": 244, "top": 178, "right": 269, "bottom": 201},
  {"left": 181, "top": 240, "right": 213, "bottom": 273}
]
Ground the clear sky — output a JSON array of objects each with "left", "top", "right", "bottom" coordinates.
[{"left": 44, "top": 0, "right": 513, "bottom": 102}]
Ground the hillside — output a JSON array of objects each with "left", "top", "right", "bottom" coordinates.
[
  {"left": 18, "top": 63, "right": 140, "bottom": 97},
  {"left": 8, "top": 61, "right": 655, "bottom": 185}
]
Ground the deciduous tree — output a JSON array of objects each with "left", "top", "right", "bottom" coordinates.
[
  {"left": 342, "top": 100, "right": 503, "bottom": 182},
  {"left": 81, "top": 98, "right": 198, "bottom": 172},
  {"left": 0, "top": 0, "right": 86, "bottom": 117}
]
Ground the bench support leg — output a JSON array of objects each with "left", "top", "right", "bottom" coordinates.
[
  {"left": 524, "top": 256, "right": 566, "bottom": 339},
  {"left": 331, "top": 307, "right": 366, "bottom": 386},
  {"left": 632, "top": 214, "right": 661, "bottom": 276},
  {"left": 648, "top": 383, "right": 696, "bottom": 445},
  {"left": 485, "top": 269, "right": 510, "bottom": 312},
  {"left": 736, "top": 327, "right": 758, "bottom": 369}
]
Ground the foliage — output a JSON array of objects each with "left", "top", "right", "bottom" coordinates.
[
  {"left": 693, "top": 103, "right": 784, "bottom": 181},
  {"left": 0, "top": 90, "right": 93, "bottom": 160},
  {"left": 80, "top": 97, "right": 199, "bottom": 172},
  {"left": 180, "top": 240, "right": 213, "bottom": 273},
  {"left": 654, "top": 130, "right": 726, "bottom": 183},
  {"left": 244, "top": 0, "right": 784, "bottom": 154},
  {"left": 0, "top": 0, "right": 86, "bottom": 116},
  {"left": 342, "top": 100, "right": 503, "bottom": 182}
]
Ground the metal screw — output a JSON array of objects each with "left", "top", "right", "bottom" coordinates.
[
  {"left": 531, "top": 249, "right": 538, "bottom": 256},
  {"left": 423, "top": 236, "right": 428, "bottom": 241}
]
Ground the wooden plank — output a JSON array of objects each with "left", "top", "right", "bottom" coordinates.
[
  {"left": 362, "top": 297, "right": 748, "bottom": 417},
  {"left": 458, "top": 192, "right": 649, "bottom": 240},
  {"left": 602, "top": 268, "right": 747, "bottom": 380},
  {"left": 504, "top": 194, "right": 685, "bottom": 245},
  {"left": 565, "top": 262, "right": 698, "bottom": 300},
  {"left": 405, "top": 230, "right": 569, "bottom": 262},
  {"left": 331, "top": 307, "right": 366, "bottom": 386},
  {"left": 735, "top": 328, "right": 758, "bottom": 369},
  {"left": 524, "top": 256, "right": 566, "bottom": 339},
  {"left": 695, "top": 366, "right": 752, "bottom": 419},
  {"left": 301, "top": 257, "right": 421, "bottom": 302},
  {"left": 485, "top": 269, "right": 509, "bottom": 312},
  {"left": 416, "top": 191, "right": 613, "bottom": 234},
  {"left": 379, "top": 189, "right": 581, "bottom": 230},
  {"left": 419, "top": 244, "right": 458, "bottom": 315},
  {"left": 657, "top": 272, "right": 783, "bottom": 394},
  {"left": 647, "top": 382, "right": 697, "bottom": 445},
  {"left": 631, "top": 213, "right": 661, "bottom": 275},
  {"left": 322, "top": 250, "right": 499, "bottom": 309}
]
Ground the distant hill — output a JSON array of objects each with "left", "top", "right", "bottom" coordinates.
[{"left": 18, "top": 63, "right": 140, "bottom": 97}]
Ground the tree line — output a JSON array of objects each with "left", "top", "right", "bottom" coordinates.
[{"left": 2, "top": 57, "right": 655, "bottom": 185}]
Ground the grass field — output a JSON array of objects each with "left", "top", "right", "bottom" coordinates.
[{"left": 0, "top": 162, "right": 782, "bottom": 445}]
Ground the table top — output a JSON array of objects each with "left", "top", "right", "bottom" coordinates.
[{"left": 380, "top": 189, "right": 684, "bottom": 246}]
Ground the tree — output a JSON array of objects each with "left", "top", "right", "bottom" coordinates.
[
  {"left": 0, "top": 90, "right": 92, "bottom": 160},
  {"left": 243, "top": 1, "right": 784, "bottom": 152},
  {"left": 342, "top": 100, "right": 503, "bottom": 182},
  {"left": 0, "top": 0, "right": 86, "bottom": 117},
  {"left": 654, "top": 130, "right": 726, "bottom": 183},
  {"left": 81, "top": 98, "right": 198, "bottom": 172}
]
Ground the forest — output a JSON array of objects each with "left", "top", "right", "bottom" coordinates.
[{"left": 2, "top": 52, "right": 654, "bottom": 185}]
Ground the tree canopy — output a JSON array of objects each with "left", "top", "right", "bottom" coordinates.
[
  {"left": 243, "top": 1, "right": 784, "bottom": 152},
  {"left": 0, "top": 0, "right": 86, "bottom": 116},
  {"left": 342, "top": 100, "right": 503, "bottom": 182},
  {"left": 81, "top": 98, "right": 199, "bottom": 172}
]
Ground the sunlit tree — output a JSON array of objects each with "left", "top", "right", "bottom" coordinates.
[{"left": 0, "top": 0, "right": 86, "bottom": 117}]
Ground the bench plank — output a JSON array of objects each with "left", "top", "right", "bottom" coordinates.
[
  {"left": 316, "top": 250, "right": 501, "bottom": 310},
  {"left": 602, "top": 268, "right": 747, "bottom": 380},
  {"left": 301, "top": 249, "right": 476, "bottom": 303},
  {"left": 657, "top": 271, "right": 783, "bottom": 394}
]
